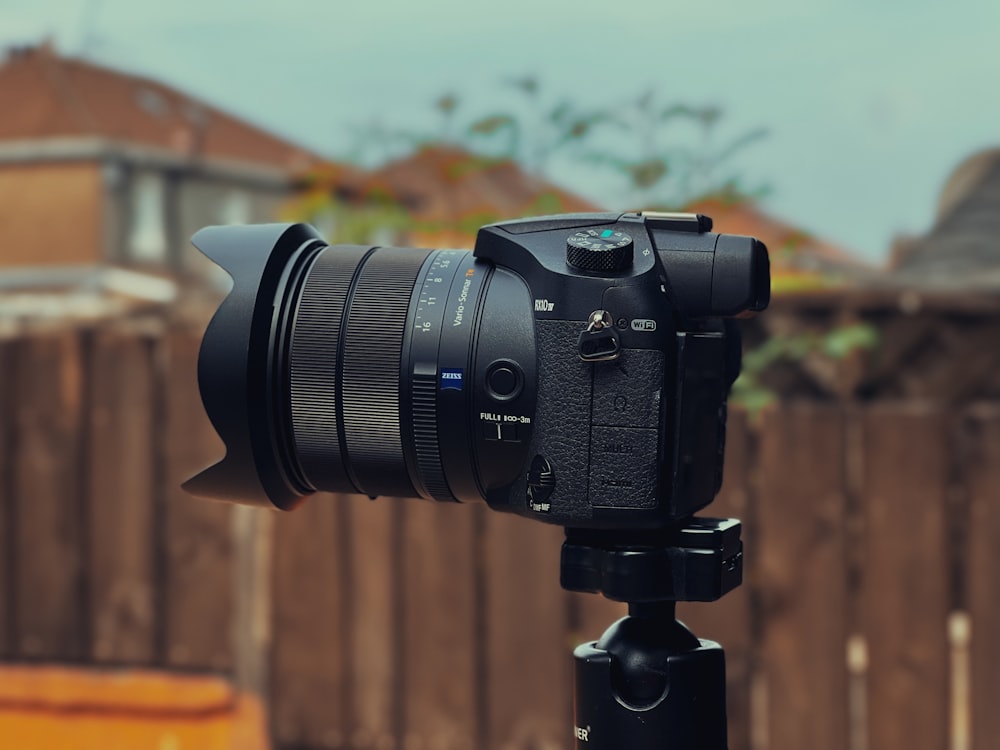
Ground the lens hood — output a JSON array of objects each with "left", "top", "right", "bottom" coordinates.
[{"left": 182, "top": 223, "right": 326, "bottom": 509}]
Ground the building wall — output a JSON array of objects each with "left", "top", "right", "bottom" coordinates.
[
  {"left": 0, "top": 157, "right": 290, "bottom": 275},
  {"left": 0, "top": 162, "right": 104, "bottom": 267},
  {"left": 175, "top": 177, "right": 286, "bottom": 276},
  {"left": 101, "top": 163, "right": 289, "bottom": 276}
]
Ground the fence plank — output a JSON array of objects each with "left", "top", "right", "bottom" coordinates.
[
  {"left": 232, "top": 505, "right": 273, "bottom": 699},
  {"left": 484, "top": 511, "right": 569, "bottom": 750},
  {"left": 344, "top": 496, "right": 401, "bottom": 750},
  {"left": 964, "top": 406, "right": 1000, "bottom": 750},
  {"left": 270, "top": 497, "right": 348, "bottom": 749},
  {"left": 162, "top": 330, "right": 233, "bottom": 671},
  {"left": 755, "top": 404, "right": 848, "bottom": 750},
  {"left": 863, "top": 406, "right": 949, "bottom": 750},
  {"left": 87, "top": 328, "right": 156, "bottom": 664},
  {"left": 12, "top": 331, "right": 86, "bottom": 660},
  {"left": 401, "top": 500, "right": 480, "bottom": 750},
  {"left": 678, "top": 407, "right": 753, "bottom": 750},
  {"left": 0, "top": 335, "right": 15, "bottom": 658}
]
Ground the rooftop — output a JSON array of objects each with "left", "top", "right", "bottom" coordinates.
[
  {"left": 683, "top": 195, "right": 874, "bottom": 291},
  {"left": 371, "top": 144, "right": 600, "bottom": 225},
  {"left": 0, "top": 42, "right": 319, "bottom": 173},
  {"left": 891, "top": 148, "right": 1000, "bottom": 289}
]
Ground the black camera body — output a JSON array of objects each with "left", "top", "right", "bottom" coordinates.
[
  {"left": 184, "top": 211, "right": 768, "bottom": 532},
  {"left": 469, "top": 211, "right": 765, "bottom": 528}
]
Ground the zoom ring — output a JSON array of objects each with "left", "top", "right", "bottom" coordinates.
[
  {"left": 289, "top": 245, "right": 372, "bottom": 493},
  {"left": 411, "top": 373, "right": 453, "bottom": 500},
  {"left": 342, "top": 247, "right": 432, "bottom": 497}
]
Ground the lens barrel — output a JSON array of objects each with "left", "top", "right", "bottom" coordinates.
[
  {"left": 316, "top": 246, "right": 431, "bottom": 498},
  {"left": 184, "top": 223, "right": 500, "bottom": 509}
]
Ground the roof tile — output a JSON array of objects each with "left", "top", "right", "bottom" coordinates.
[{"left": 0, "top": 43, "right": 318, "bottom": 172}]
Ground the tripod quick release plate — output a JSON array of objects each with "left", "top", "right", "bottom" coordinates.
[{"left": 560, "top": 518, "right": 742, "bottom": 603}]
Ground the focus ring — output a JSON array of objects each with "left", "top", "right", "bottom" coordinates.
[
  {"left": 289, "top": 245, "right": 372, "bottom": 493},
  {"left": 342, "top": 247, "right": 432, "bottom": 497}
]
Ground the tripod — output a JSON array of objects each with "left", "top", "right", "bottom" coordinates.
[{"left": 561, "top": 518, "right": 742, "bottom": 749}]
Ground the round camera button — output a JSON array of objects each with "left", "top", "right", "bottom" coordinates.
[{"left": 486, "top": 362, "right": 522, "bottom": 400}]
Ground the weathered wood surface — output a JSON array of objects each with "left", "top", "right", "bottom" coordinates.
[
  {"left": 345, "top": 496, "right": 400, "bottom": 750},
  {"left": 87, "top": 329, "right": 156, "bottom": 664},
  {"left": 756, "top": 405, "right": 849, "bottom": 750},
  {"left": 12, "top": 332, "right": 86, "bottom": 661},
  {"left": 964, "top": 406, "right": 1000, "bottom": 750},
  {"left": 400, "top": 500, "right": 481, "bottom": 750},
  {"left": 270, "top": 497, "right": 348, "bottom": 749},
  {"left": 3, "top": 321, "right": 1000, "bottom": 750},
  {"left": 484, "top": 511, "right": 569, "bottom": 750},
  {"left": 0, "top": 335, "right": 14, "bottom": 659},
  {"left": 861, "top": 406, "right": 949, "bottom": 750},
  {"left": 161, "top": 329, "right": 234, "bottom": 671}
]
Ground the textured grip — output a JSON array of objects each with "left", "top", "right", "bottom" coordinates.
[
  {"left": 588, "top": 349, "right": 665, "bottom": 509},
  {"left": 289, "top": 245, "right": 371, "bottom": 493},
  {"left": 342, "top": 247, "right": 431, "bottom": 497},
  {"left": 566, "top": 241, "right": 633, "bottom": 272},
  {"left": 507, "top": 320, "right": 594, "bottom": 522},
  {"left": 502, "top": 322, "right": 666, "bottom": 525},
  {"left": 411, "top": 373, "right": 452, "bottom": 499}
]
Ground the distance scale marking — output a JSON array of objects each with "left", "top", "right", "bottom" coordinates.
[
  {"left": 479, "top": 412, "right": 532, "bottom": 424},
  {"left": 412, "top": 250, "right": 465, "bottom": 336}
]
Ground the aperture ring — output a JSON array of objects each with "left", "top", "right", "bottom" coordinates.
[{"left": 411, "top": 370, "right": 453, "bottom": 500}]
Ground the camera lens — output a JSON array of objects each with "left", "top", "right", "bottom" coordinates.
[{"left": 182, "top": 223, "right": 536, "bottom": 510}]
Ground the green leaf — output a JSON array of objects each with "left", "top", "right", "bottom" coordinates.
[
  {"left": 468, "top": 114, "right": 516, "bottom": 136},
  {"left": 528, "top": 191, "right": 566, "bottom": 215},
  {"left": 625, "top": 158, "right": 668, "bottom": 190},
  {"left": 730, "top": 374, "right": 777, "bottom": 417},
  {"left": 696, "top": 105, "right": 723, "bottom": 129},
  {"left": 740, "top": 337, "right": 788, "bottom": 373},
  {"left": 793, "top": 334, "right": 821, "bottom": 360},
  {"left": 581, "top": 151, "right": 629, "bottom": 168},
  {"left": 659, "top": 104, "right": 697, "bottom": 121},
  {"left": 435, "top": 93, "right": 459, "bottom": 115},
  {"left": 506, "top": 76, "right": 539, "bottom": 96},
  {"left": 820, "top": 324, "right": 880, "bottom": 359},
  {"left": 636, "top": 89, "right": 654, "bottom": 112},
  {"left": 548, "top": 102, "right": 572, "bottom": 124}
]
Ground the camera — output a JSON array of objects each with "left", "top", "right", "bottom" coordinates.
[{"left": 184, "top": 211, "right": 768, "bottom": 531}]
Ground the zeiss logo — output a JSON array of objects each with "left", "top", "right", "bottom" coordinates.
[{"left": 440, "top": 369, "right": 464, "bottom": 390}]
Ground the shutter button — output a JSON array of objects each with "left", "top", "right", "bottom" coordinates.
[{"left": 486, "top": 361, "right": 522, "bottom": 401}]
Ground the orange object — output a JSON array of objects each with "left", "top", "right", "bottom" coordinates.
[{"left": 0, "top": 665, "right": 268, "bottom": 750}]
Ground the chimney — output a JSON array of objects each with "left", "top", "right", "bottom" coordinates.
[
  {"left": 5, "top": 37, "right": 57, "bottom": 64},
  {"left": 5, "top": 45, "right": 31, "bottom": 63}
]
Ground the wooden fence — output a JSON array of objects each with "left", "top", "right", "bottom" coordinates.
[{"left": 0, "top": 318, "right": 998, "bottom": 750}]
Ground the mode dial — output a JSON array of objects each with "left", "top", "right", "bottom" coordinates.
[{"left": 566, "top": 228, "right": 634, "bottom": 272}]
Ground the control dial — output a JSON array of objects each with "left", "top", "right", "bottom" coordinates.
[{"left": 566, "top": 228, "right": 634, "bottom": 272}]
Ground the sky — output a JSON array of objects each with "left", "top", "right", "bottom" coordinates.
[{"left": 2, "top": 0, "right": 999, "bottom": 263}]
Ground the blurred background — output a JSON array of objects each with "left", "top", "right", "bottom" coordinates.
[{"left": 0, "top": 1, "right": 998, "bottom": 748}]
